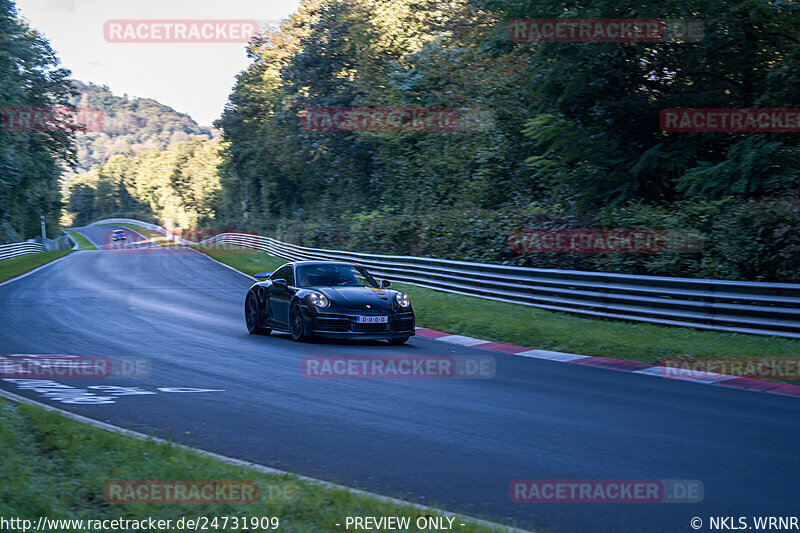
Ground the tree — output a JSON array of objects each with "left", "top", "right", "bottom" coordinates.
[{"left": 0, "top": 0, "right": 75, "bottom": 242}]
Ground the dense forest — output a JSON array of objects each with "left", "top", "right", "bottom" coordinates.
[
  {"left": 64, "top": 138, "right": 221, "bottom": 229},
  {"left": 4, "top": 0, "right": 800, "bottom": 281},
  {"left": 61, "top": 83, "right": 222, "bottom": 229},
  {"left": 213, "top": 0, "right": 799, "bottom": 281}
]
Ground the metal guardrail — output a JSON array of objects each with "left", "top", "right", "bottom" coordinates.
[
  {"left": 85, "top": 219, "right": 800, "bottom": 339},
  {"left": 201, "top": 232, "right": 800, "bottom": 339},
  {"left": 0, "top": 242, "right": 46, "bottom": 261}
]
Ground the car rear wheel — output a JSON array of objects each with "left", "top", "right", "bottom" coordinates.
[
  {"left": 290, "top": 304, "right": 308, "bottom": 342},
  {"left": 388, "top": 337, "right": 410, "bottom": 345},
  {"left": 246, "top": 294, "right": 271, "bottom": 335}
]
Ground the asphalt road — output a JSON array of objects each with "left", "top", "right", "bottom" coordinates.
[{"left": 0, "top": 224, "right": 798, "bottom": 533}]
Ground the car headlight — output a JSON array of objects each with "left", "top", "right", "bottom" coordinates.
[
  {"left": 309, "top": 292, "right": 329, "bottom": 308},
  {"left": 395, "top": 292, "right": 410, "bottom": 308}
]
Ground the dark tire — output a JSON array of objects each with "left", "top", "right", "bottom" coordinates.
[
  {"left": 245, "top": 294, "right": 271, "bottom": 335},
  {"left": 388, "top": 337, "right": 410, "bottom": 345},
  {"left": 290, "top": 304, "right": 308, "bottom": 342}
]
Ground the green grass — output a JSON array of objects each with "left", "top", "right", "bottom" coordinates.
[
  {"left": 65, "top": 230, "right": 96, "bottom": 250},
  {"left": 198, "top": 246, "right": 287, "bottom": 276},
  {"left": 0, "top": 398, "right": 513, "bottom": 532},
  {"left": 0, "top": 250, "right": 72, "bottom": 283},
  {"left": 194, "top": 248, "right": 799, "bottom": 369}
]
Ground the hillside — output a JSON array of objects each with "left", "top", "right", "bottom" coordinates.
[{"left": 68, "top": 80, "right": 218, "bottom": 172}]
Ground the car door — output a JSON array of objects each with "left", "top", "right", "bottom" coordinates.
[{"left": 267, "top": 265, "right": 294, "bottom": 328}]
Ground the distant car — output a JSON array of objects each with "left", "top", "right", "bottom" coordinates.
[
  {"left": 245, "top": 261, "right": 415, "bottom": 344},
  {"left": 111, "top": 229, "right": 127, "bottom": 241}
]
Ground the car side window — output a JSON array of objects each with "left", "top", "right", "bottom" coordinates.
[
  {"left": 271, "top": 265, "right": 294, "bottom": 286},
  {"left": 270, "top": 266, "right": 286, "bottom": 281}
]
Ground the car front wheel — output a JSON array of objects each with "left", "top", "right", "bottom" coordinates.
[
  {"left": 246, "top": 294, "right": 271, "bottom": 335},
  {"left": 290, "top": 304, "right": 308, "bottom": 342}
]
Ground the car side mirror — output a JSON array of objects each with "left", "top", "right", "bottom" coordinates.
[
  {"left": 272, "top": 278, "right": 288, "bottom": 289},
  {"left": 380, "top": 279, "right": 391, "bottom": 288},
  {"left": 254, "top": 272, "right": 272, "bottom": 278}
]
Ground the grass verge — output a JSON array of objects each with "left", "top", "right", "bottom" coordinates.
[
  {"left": 0, "top": 250, "right": 72, "bottom": 283},
  {"left": 0, "top": 398, "right": 512, "bottom": 532},
  {"left": 198, "top": 247, "right": 287, "bottom": 277},
  {"left": 65, "top": 230, "right": 96, "bottom": 250},
  {"left": 192, "top": 247, "right": 799, "bottom": 371}
]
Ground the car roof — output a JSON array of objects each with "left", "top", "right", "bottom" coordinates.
[{"left": 287, "top": 261, "right": 356, "bottom": 268}]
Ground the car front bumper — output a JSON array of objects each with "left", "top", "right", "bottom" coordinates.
[
  {"left": 302, "top": 306, "right": 415, "bottom": 339},
  {"left": 310, "top": 330, "right": 415, "bottom": 340}
]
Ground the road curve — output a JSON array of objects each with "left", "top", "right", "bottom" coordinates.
[{"left": 0, "top": 224, "right": 798, "bottom": 533}]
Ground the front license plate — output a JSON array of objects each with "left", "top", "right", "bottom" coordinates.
[{"left": 356, "top": 315, "right": 388, "bottom": 324}]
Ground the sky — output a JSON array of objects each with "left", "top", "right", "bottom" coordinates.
[{"left": 14, "top": 0, "right": 302, "bottom": 126}]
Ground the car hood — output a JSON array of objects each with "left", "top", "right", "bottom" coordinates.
[{"left": 315, "top": 286, "right": 392, "bottom": 309}]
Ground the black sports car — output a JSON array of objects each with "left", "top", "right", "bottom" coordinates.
[{"left": 244, "top": 261, "right": 415, "bottom": 344}]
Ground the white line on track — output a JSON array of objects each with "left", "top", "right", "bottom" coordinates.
[
  {"left": 632, "top": 366, "right": 733, "bottom": 383},
  {"left": 514, "top": 350, "right": 590, "bottom": 362},
  {"left": 437, "top": 335, "right": 493, "bottom": 347}
]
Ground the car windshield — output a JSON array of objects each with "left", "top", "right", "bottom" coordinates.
[{"left": 296, "top": 264, "right": 378, "bottom": 288}]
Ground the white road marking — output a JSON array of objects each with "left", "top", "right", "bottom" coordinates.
[
  {"left": 437, "top": 335, "right": 490, "bottom": 346},
  {"left": 425, "top": 331, "right": 753, "bottom": 389},
  {"left": 2, "top": 379, "right": 225, "bottom": 405},
  {"left": 158, "top": 387, "right": 226, "bottom": 393},
  {"left": 633, "top": 366, "right": 734, "bottom": 384},
  {"left": 514, "top": 350, "right": 590, "bottom": 362}
]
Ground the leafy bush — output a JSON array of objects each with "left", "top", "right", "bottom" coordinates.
[{"left": 259, "top": 196, "right": 800, "bottom": 283}]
